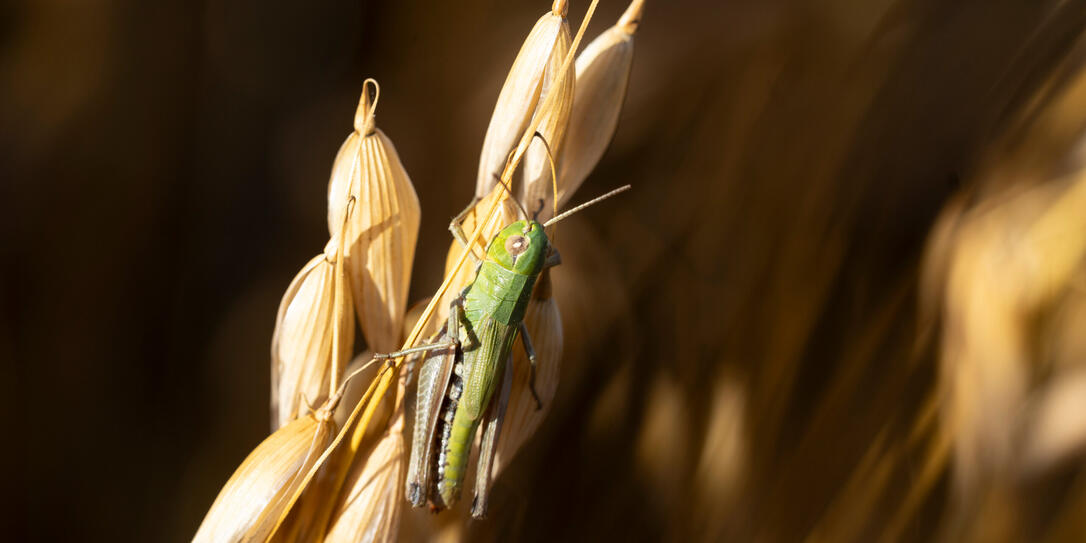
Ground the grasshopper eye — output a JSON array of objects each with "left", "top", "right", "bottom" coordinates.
[{"left": 505, "top": 235, "right": 529, "bottom": 256}]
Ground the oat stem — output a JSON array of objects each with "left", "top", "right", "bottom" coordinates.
[{"left": 329, "top": 197, "right": 354, "bottom": 397}]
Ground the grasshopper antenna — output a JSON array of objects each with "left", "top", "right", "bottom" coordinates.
[
  {"left": 543, "top": 185, "right": 632, "bottom": 228},
  {"left": 530, "top": 131, "right": 560, "bottom": 223}
]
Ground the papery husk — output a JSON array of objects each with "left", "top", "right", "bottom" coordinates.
[
  {"left": 193, "top": 411, "right": 336, "bottom": 543},
  {"left": 271, "top": 237, "right": 354, "bottom": 430},
  {"left": 329, "top": 80, "right": 421, "bottom": 353},
  {"left": 475, "top": 3, "right": 569, "bottom": 199},
  {"left": 551, "top": 2, "right": 639, "bottom": 218},
  {"left": 436, "top": 184, "right": 520, "bottom": 326},
  {"left": 520, "top": 26, "right": 574, "bottom": 217},
  {"left": 493, "top": 269, "right": 563, "bottom": 477},
  {"left": 324, "top": 369, "right": 408, "bottom": 543}
]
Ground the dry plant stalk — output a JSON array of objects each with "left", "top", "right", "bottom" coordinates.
[
  {"left": 194, "top": 409, "right": 336, "bottom": 543},
  {"left": 270, "top": 237, "right": 354, "bottom": 430},
  {"left": 328, "top": 79, "right": 421, "bottom": 354}
]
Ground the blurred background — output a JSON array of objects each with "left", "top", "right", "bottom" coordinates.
[{"left": 7, "top": 0, "right": 1086, "bottom": 541}]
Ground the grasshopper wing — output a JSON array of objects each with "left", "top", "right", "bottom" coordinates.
[
  {"left": 471, "top": 353, "right": 514, "bottom": 519},
  {"left": 406, "top": 330, "right": 456, "bottom": 507}
]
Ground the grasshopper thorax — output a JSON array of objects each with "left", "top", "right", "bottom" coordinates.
[{"left": 486, "top": 220, "right": 548, "bottom": 276}]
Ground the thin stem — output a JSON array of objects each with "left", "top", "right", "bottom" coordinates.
[{"left": 329, "top": 197, "right": 354, "bottom": 398}]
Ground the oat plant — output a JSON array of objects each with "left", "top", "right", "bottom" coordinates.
[{"left": 193, "top": 1, "right": 644, "bottom": 541}]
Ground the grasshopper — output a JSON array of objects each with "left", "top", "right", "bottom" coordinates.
[{"left": 377, "top": 183, "right": 629, "bottom": 518}]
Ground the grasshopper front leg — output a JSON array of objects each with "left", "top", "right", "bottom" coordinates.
[
  {"left": 470, "top": 352, "right": 514, "bottom": 519},
  {"left": 449, "top": 197, "right": 483, "bottom": 265}
]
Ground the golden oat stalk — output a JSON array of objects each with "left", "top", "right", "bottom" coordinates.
[{"left": 262, "top": 1, "right": 601, "bottom": 538}]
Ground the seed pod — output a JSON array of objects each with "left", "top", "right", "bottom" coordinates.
[
  {"left": 552, "top": 0, "right": 641, "bottom": 217},
  {"left": 476, "top": 2, "right": 570, "bottom": 199},
  {"left": 193, "top": 411, "right": 336, "bottom": 543},
  {"left": 329, "top": 79, "right": 421, "bottom": 353},
  {"left": 520, "top": 24, "right": 574, "bottom": 217},
  {"left": 493, "top": 268, "right": 563, "bottom": 476},
  {"left": 271, "top": 237, "right": 354, "bottom": 430}
]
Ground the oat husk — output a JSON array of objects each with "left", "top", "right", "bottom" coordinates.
[
  {"left": 520, "top": 25, "right": 574, "bottom": 218},
  {"left": 475, "top": 3, "right": 570, "bottom": 199},
  {"left": 551, "top": 1, "right": 641, "bottom": 218},
  {"left": 329, "top": 79, "right": 421, "bottom": 353},
  {"left": 193, "top": 411, "right": 336, "bottom": 543},
  {"left": 271, "top": 237, "right": 354, "bottom": 430},
  {"left": 324, "top": 362, "right": 410, "bottom": 543}
]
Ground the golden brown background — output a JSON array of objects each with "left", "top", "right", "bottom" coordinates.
[{"left": 7, "top": 0, "right": 1086, "bottom": 541}]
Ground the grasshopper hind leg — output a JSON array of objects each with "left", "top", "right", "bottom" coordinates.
[
  {"left": 406, "top": 296, "right": 472, "bottom": 509},
  {"left": 517, "top": 322, "right": 543, "bottom": 410},
  {"left": 471, "top": 353, "right": 514, "bottom": 519}
]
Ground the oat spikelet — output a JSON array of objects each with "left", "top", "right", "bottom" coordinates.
[
  {"left": 493, "top": 269, "right": 563, "bottom": 477},
  {"left": 475, "top": 2, "right": 570, "bottom": 199},
  {"left": 329, "top": 79, "right": 421, "bottom": 353},
  {"left": 325, "top": 416, "right": 406, "bottom": 542},
  {"left": 193, "top": 410, "right": 336, "bottom": 543},
  {"left": 271, "top": 236, "right": 354, "bottom": 430},
  {"left": 520, "top": 25, "right": 574, "bottom": 217},
  {"left": 553, "top": 0, "right": 641, "bottom": 216}
]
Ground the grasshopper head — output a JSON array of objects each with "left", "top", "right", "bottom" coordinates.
[{"left": 487, "top": 220, "right": 548, "bottom": 275}]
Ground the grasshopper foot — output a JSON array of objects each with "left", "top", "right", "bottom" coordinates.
[{"left": 470, "top": 495, "right": 488, "bottom": 519}]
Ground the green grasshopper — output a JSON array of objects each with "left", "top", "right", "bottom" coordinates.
[{"left": 382, "top": 183, "right": 629, "bottom": 518}]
